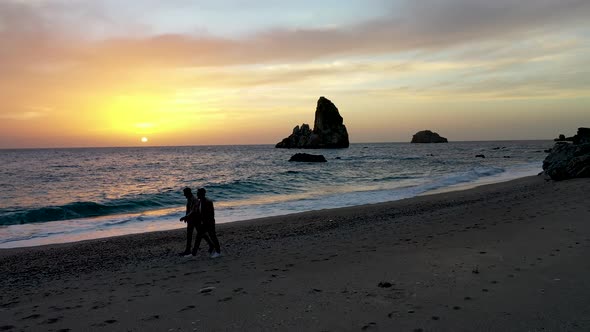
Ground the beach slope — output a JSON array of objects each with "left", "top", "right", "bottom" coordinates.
[{"left": 1, "top": 175, "right": 590, "bottom": 331}]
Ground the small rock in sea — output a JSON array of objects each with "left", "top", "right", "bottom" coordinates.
[
  {"left": 503, "top": 156, "right": 511, "bottom": 158},
  {"left": 475, "top": 154, "right": 485, "bottom": 158},
  {"left": 289, "top": 153, "right": 327, "bottom": 163},
  {"left": 411, "top": 130, "right": 448, "bottom": 143},
  {"left": 335, "top": 157, "right": 341, "bottom": 160},
  {"left": 377, "top": 282, "right": 393, "bottom": 288}
]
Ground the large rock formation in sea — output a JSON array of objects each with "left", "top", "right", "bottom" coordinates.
[
  {"left": 411, "top": 130, "right": 448, "bottom": 143},
  {"left": 275, "top": 97, "right": 349, "bottom": 149},
  {"left": 543, "top": 127, "right": 590, "bottom": 180}
]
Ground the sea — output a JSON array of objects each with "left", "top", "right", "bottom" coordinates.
[{"left": 0, "top": 141, "right": 553, "bottom": 248}]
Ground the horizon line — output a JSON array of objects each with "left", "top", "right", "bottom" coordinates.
[{"left": 0, "top": 139, "right": 554, "bottom": 151}]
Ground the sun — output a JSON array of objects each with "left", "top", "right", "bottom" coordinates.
[{"left": 141, "top": 137, "right": 148, "bottom": 143}]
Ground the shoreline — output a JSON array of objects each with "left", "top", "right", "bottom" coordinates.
[
  {"left": 1, "top": 175, "right": 589, "bottom": 331},
  {"left": 0, "top": 167, "right": 542, "bottom": 249}
]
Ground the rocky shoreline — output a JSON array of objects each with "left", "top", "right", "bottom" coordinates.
[{"left": 543, "top": 127, "right": 590, "bottom": 180}]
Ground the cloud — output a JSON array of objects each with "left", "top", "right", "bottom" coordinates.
[
  {"left": 0, "top": 111, "right": 46, "bottom": 120},
  {"left": 1, "top": 0, "right": 589, "bottom": 140},
  {"left": 2, "top": 0, "right": 588, "bottom": 88},
  {"left": 2, "top": 0, "right": 590, "bottom": 70}
]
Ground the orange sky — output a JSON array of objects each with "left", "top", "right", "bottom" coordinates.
[{"left": 1, "top": 0, "right": 589, "bottom": 148}]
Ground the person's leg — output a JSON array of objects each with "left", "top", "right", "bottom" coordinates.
[
  {"left": 184, "top": 222, "right": 195, "bottom": 254},
  {"left": 193, "top": 224, "right": 211, "bottom": 255},
  {"left": 206, "top": 223, "right": 221, "bottom": 254},
  {"left": 202, "top": 231, "right": 214, "bottom": 253}
]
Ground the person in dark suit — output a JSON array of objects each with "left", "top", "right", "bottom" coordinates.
[
  {"left": 179, "top": 187, "right": 213, "bottom": 257},
  {"left": 194, "top": 187, "right": 221, "bottom": 258}
]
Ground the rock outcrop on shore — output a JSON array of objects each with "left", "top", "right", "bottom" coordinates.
[
  {"left": 276, "top": 97, "right": 349, "bottom": 149},
  {"left": 543, "top": 127, "right": 590, "bottom": 180},
  {"left": 411, "top": 130, "right": 448, "bottom": 143}
]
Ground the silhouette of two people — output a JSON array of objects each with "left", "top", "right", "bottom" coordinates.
[{"left": 180, "top": 187, "right": 221, "bottom": 258}]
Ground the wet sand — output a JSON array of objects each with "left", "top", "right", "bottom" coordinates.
[{"left": 1, "top": 175, "right": 590, "bottom": 331}]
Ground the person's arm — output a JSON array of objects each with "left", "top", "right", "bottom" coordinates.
[
  {"left": 209, "top": 200, "right": 215, "bottom": 221},
  {"left": 180, "top": 197, "right": 198, "bottom": 222}
]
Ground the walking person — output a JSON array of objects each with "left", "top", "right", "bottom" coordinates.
[
  {"left": 179, "top": 187, "right": 213, "bottom": 257},
  {"left": 194, "top": 188, "right": 222, "bottom": 258}
]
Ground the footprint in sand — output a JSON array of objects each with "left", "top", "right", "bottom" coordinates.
[
  {"left": 1, "top": 301, "right": 19, "bottom": 309},
  {"left": 41, "top": 317, "right": 62, "bottom": 324},
  {"left": 142, "top": 315, "right": 160, "bottom": 321},
  {"left": 453, "top": 306, "right": 461, "bottom": 310},
  {"left": 387, "top": 311, "right": 399, "bottom": 318},
  {"left": 21, "top": 314, "right": 41, "bottom": 320},
  {"left": 1, "top": 326, "right": 15, "bottom": 331},
  {"left": 361, "top": 322, "right": 377, "bottom": 330},
  {"left": 179, "top": 305, "right": 195, "bottom": 312},
  {"left": 200, "top": 286, "right": 215, "bottom": 294}
]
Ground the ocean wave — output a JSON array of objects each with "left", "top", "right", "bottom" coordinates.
[
  {"left": 372, "top": 175, "right": 415, "bottom": 182},
  {"left": 0, "top": 193, "right": 180, "bottom": 226},
  {"left": 420, "top": 166, "right": 505, "bottom": 191},
  {"left": 0, "top": 177, "right": 294, "bottom": 226},
  {"left": 399, "top": 155, "right": 423, "bottom": 160},
  {"left": 206, "top": 178, "right": 296, "bottom": 198}
]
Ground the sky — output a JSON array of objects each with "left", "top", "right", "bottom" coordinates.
[{"left": 0, "top": 0, "right": 589, "bottom": 148}]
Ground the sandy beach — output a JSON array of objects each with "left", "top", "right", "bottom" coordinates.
[{"left": 1, "top": 175, "right": 589, "bottom": 331}]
